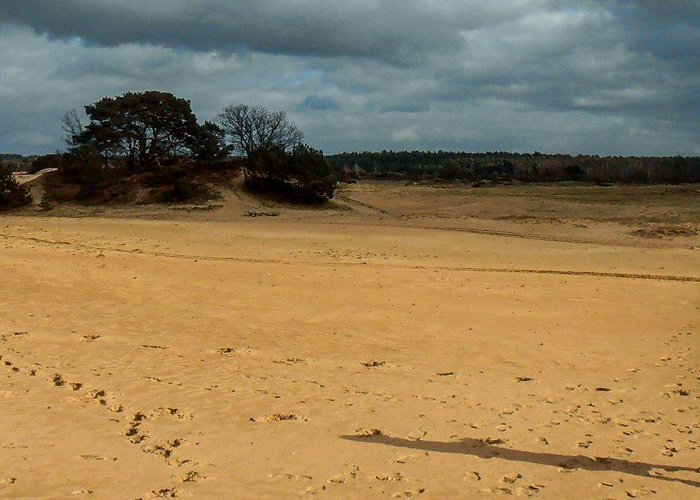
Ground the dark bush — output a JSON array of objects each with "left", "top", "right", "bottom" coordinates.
[
  {"left": 147, "top": 162, "right": 216, "bottom": 203},
  {"left": 0, "top": 166, "right": 32, "bottom": 211},
  {"left": 245, "top": 143, "right": 337, "bottom": 203},
  {"left": 439, "top": 161, "right": 462, "bottom": 180},
  {"left": 57, "top": 146, "right": 115, "bottom": 200},
  {"left": 564, "top": 165, "right": 585, "bottom": 181}
]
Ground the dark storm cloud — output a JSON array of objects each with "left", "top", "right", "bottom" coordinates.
[
  {"left": 0, "top": 0, "right": 698, "bottom": 155},
  {"left": 0, "top": 0, "right": 471, "bottom": 65}
]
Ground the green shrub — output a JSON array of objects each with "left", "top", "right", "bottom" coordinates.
[{"left": 38, "top": 194, "right": 54, "bottom": 211}]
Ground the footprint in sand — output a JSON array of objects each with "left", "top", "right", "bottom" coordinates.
[
  {"left": 251, "top": 413, "right": 306, "bottom": 422},
  {"left": 362, "top": 360, "right": 386, "bottom": 368},
  {"left": 408, "top": 430, "right": 427, "bottom": 441},
  {"left": 391, "top": 488, "right": 425, "bottom": 498},
  {"left": 87, "top": 389, "right": 110, "bottom": 406},
  {"left": 180, "top": 471, "right": 205, "bottom": 483},
  {"left": 523, "top": 484, "right": 546, "bottom": 495},
  {"left": 355, "top": 428, "right": 382, "bottom": 437},
  {"left": 143, "top": 443, "right": 174, "bottom": 459},
  {"left": 465, "top": 471, "right": 481, "bottom": 481},
  {"left": 79, "top": 454, "right": 115, "bottom": 462},
  {"left": 499, "top": 473, "right": 522, "bottom": 484},
  {"left": 393, "top": 454, "right": 424, "bottom": 464},
  {"left": 660, "top": 445, "right": 678, "bottom": 457},
  {"left": 483, "top": 437, "right": 506, "bottom": 445},
  {"left": 613, "top": 446, "right": 634, "bottom": 458},
  {"left": 375, "top": 472, "right": 408, "bottom": 482},
  {"left": 1, "top": 331, "right": 28, "bottom": 341},
  {"left": 625, "top": 487, "right": 657, "bottom": 498},
  {"left": 152, "top": 407, "right": 194, "bottom": 419},
  {"left": 125, "top": 412, "right": 149, "bottom": 444},
  {"left": 480, "top": 487, "right": 514, "bottom": 496},
  {"left": 109, "top": 404, "right": 125, "bottom": 413},
  {"left": 149, "top": 487, "right": 180, "bottom": 497},
  {"left": 270, "top": 472, "right": 313, "bottom": 482}
]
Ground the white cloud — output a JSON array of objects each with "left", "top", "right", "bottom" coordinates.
[{"left": 391, "top": 127, "right": 421, "bottom": 143}]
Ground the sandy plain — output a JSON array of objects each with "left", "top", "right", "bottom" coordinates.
[{"left": 1, "top": 182, "right": 699, "bottom": 498}]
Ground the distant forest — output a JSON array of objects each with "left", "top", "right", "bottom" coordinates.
[
  {"left": 328, "top": 151, "right": 700, "bottom": 184},
  {"left": 0, "top": 154, "right": 34, "bottom": 172}
]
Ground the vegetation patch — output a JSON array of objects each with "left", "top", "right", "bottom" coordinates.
[{"left": 632, "top": 224, "right": 699, "bottom": 239}]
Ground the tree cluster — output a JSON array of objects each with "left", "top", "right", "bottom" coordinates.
[
  {"left": 65, "top": 91, "right": 229, "bottom": 171},
  {"left": 216, "top": 105, "right": 335, "bottom": 202},
  {"left": 40, "top": 91, "right": 336, "bottom": 204}
]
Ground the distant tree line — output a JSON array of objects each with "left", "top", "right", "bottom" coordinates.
[
  {"left": 0, "top": 154, "right": 34, "bottom": 172},
  {"left": 329, "top": 151, "right": 700, "bottom": 184},
  {"left": 0, "top": 154, "right": 25, "bottom": 161}
]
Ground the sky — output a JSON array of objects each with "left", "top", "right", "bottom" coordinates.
[{"left": 0, "top": 0, "right": 698, "bottom": 156}]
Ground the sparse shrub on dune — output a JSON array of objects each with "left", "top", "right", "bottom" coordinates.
[{"left": 38, "top": 194, "right": 54, "bottom": 212}]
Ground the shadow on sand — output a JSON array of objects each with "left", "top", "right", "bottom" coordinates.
[{"left": 341, "top": 435, "right": 700, "bottom": 488}]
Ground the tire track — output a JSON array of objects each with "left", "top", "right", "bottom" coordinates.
[
  {"left": 335, "top": 193, "right": 390, "bottom": 215},
  {"left": 314, "top": 216, "right": 675, "bottom": 248},
  {"left": 2, "top": 232, "right": 699, "bottom": 283}
]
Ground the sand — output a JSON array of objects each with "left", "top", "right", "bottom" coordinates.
[{"left": 1, "top": 182, "right": 699, "bottom": 498}]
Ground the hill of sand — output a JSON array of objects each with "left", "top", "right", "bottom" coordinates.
[{"left": 1, "top": 182, "right": 699, "bottom": 498}]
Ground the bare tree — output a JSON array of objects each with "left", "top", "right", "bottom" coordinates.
[
  {"left": 61, "top": 109, "right": 84, "bottom": 149},
  {"left": 216, "top": 104, "right": 303, "bottom": 157}
]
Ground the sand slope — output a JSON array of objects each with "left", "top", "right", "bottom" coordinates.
[{"left": 1, "top": 185, "right": 699, "bottom": 498}]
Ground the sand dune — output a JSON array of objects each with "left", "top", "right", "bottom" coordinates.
[
  {"left": 12, "top": 169, "right": 59, "bottom": 186},
  {"left": 1, "top": 183, "right": 698, "bottom": 498}
]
